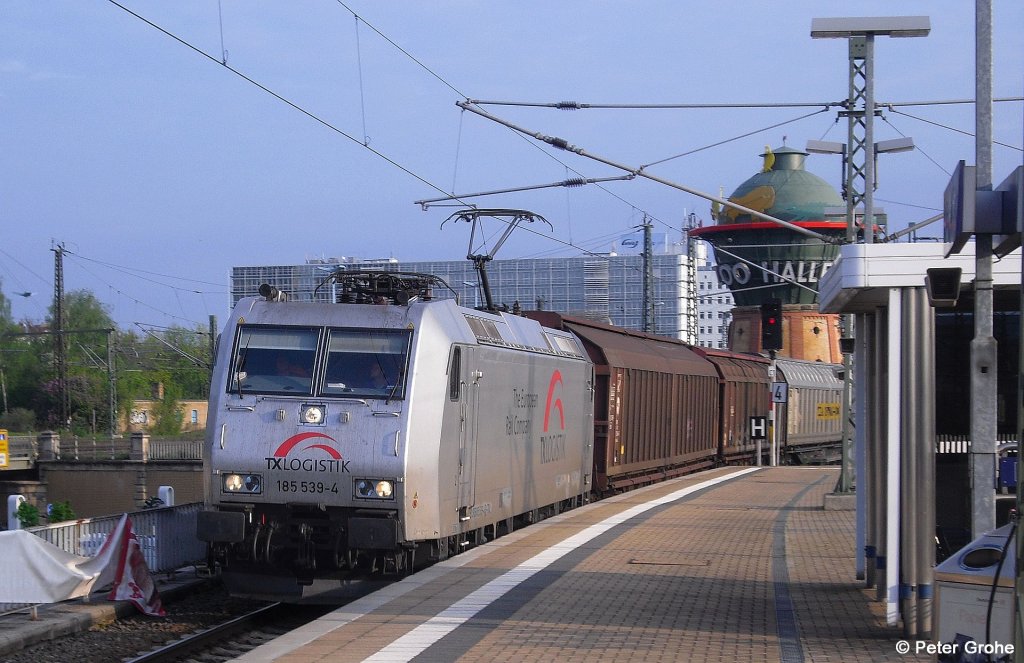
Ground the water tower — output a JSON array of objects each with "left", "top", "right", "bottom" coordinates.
[{"left": 690, "top": 145, "right": 871, "bottom": 361}]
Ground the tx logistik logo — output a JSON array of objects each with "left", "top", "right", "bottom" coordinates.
[
  {"left": 541, "top": 370, "right": 567, "bottom": 463},
  {"left": 266, "top": 432, "right": 350, "bottom": 473}
]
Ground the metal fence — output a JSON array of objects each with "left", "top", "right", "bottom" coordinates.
[
  {"left": 62, "top": 436, "right": 133, "bottom": 461},
  {"left": 149, "top": 439, "right": 204, "bottom": 460},
  {"left": 6, "top": 435, "right": 204, "bottom": 462},
  {"left": 24, "top": 502, "right": 207, "bottom": 573},
  {"left": 935, "top": 433, "right": 1018, "bottom": 454},
  {"left": 1, "top": 502, "right": 207, "bottom": 619},
  {"left": 7, "top": 435, "right": 36, "bottom": 460}
]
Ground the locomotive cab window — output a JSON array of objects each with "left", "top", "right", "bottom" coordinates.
[
  {"left": 322, "top": 329, "right": 410, "bottom": 399},
  {"left": 230, "top": 326, "right": 318, "bottom": 396}
]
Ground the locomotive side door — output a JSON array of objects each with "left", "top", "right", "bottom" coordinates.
[{"left": 456, "top": 345, "right": 480, "bottom": 519}]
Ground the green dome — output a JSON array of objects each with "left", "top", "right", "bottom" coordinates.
[{"left": 719, "top": 146, "right": 844, "bottom": 224}]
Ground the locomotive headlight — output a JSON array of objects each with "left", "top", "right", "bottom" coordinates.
[
  {"left": 355, "top": 478, "right": 395, "bottom": 500},
  {"left": 223, "top": 473, "right": 263, "bottom": 494},
  {"left": 301, "top": 404, "right": 325, "bottom": 425}
]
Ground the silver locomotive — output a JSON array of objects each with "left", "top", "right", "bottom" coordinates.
[{"left": 198, "top": 272, "right": 593, "bottom": 600}]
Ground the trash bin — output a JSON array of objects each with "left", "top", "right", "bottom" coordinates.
[{"left": 934, "top": 524, "right": 1014, "bottom": 655}]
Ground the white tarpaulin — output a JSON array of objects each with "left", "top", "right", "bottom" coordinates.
[{"left": 0, "top": 513, "right": 164, "bottom": 616}]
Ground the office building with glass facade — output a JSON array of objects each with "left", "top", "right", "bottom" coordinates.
[{"left": 231, "top": 248, "right": 732, "bottom": 345}]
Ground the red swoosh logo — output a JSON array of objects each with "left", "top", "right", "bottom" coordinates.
[
  {"left": 273, "top": 432, "right": 341, "bottom": 459},
  {"left": 543, "top": 370, "right": 565, "bottom": 432}
]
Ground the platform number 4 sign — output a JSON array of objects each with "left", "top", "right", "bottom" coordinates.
[{"left": 771, "top": 382, "right": 788, "bottom": 404}]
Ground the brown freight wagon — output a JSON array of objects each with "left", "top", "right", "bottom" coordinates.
[
  {"left": 691, "top": 347, "right": 771, "bottom": 463},
  {"left": 525, "top": 313, "right": 721, "bottom": 494}
]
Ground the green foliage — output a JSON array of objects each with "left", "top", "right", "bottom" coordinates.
[
  {"left": 48, "top": 500, "right": 76, "bottom": 523},
  {"left": 5, "top": 286, "right": 214, "bottom": 434},
  {"left": 151, "top": 382, "right": 184, "bottom": 436},
  {"left": 0, "top": 407, "right": 36, "bottom": 432},
  {"left": 49, "top": 290, "right": 115, "bottom": 332},
  {"left": 0, "top": 278, "right": 13, "bottom": 329},
  {"left": 15, "top": 501, "right": 40, "bottom": 527}
]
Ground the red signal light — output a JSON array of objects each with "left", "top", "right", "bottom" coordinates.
[{"left": 760, "top": 298, "right": 783, "bottom": 351}]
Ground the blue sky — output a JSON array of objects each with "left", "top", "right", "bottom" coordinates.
[{"left": 1, "top": 1, "right": 1021, "bottom": 330}]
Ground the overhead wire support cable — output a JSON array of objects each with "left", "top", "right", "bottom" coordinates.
[
  {"left": 465, "top": 97, "right": 1022, "bottom": 110},
  {"left": 353, "top": 14, "right": 370, "bottom": 146},
  {"left": 882, "top": 96, "right": 1023, "bottom": 107},
  {"left": 109, "top": 0, "right": 680, "bottom": 295},
  {"left": 466, "top": 99, "right": 845, "bottom": 110},
  {"left": 455, "top": 101, "right": 838, "bottom": 244},
  {"left": 708, "top": 245, "right": 821, "bottom": 296},
  {"left": 108, "top": 0, "right": 671, "bottom": 246},
  {"left": 641, "top": 108, "right": 831, "bottom": 169},
  {"left": 881, "top": 213, "right": 944, "bottom": 243},
  {"left": 415, "top": 175, "right": 636, "bottom": 209},
  {"left": 886, "top": 108, "right": 1023, "bottom": 152},
  {"left": 328, "top": 2, "right": 677, "bottom": 236},
  {"left": 105, "top": 0, "right": 468, "bottom": 205},
  {"left": 134, "top": 323, "right": 211, "bottom": 369}
]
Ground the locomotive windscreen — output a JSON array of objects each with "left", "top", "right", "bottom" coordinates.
[
  {"left": 228, "top": 325, "right": 411, "bottom": 400},
  {"left": 322, "top": 330, "right": 409, "bottom": 398},
  {"left": 230, "top": 326, "right": 318, "bottom": 395}
]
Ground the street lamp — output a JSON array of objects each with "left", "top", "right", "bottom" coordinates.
[{"left": 807, "top": 137, "right": 915, "bottom": 237}]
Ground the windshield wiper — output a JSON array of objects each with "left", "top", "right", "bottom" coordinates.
[
  {"left": 234, "top": 336, "right": 251, "bottom": 398},
  {"left": 386, "top": 365, "right": 404, "bottom": 405}
]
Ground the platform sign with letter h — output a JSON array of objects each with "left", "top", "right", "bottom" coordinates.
[{"left": 750, "top": 416, "right": 768, "bottom": 440}]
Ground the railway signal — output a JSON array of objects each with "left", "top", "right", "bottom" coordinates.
[{"left": 760, "top": 298, "right": 783, "bottom": 351}]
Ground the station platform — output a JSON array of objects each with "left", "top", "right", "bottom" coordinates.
[{"left": 236, "top": 466, "right": 927, "bottom": 663}]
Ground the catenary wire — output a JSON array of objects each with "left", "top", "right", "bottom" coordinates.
[{"left": 105, "top": 0, "right": 675, "bottom": 271}]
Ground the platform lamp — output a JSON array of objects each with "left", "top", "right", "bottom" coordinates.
[{"left": 807, "top": 137, "right": 915, "bottom": 241}]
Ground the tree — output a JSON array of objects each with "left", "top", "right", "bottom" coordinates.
[
  {"left": 45, "top": 290, "right": 117, "bottom": 434},
  {"left": 2, "top": 285, "right": 215, "bottom": 436},
  {"left": 0, "top": 282, "right": 13, "bottom": 331},
  {"left": 151, "top": 381, "right": 184, "bottom": 436},
  {"left": 1, "top": 279, "right": 42, "bottom": 428}
]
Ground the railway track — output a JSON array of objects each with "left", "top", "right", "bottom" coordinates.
[{"left": 126, "top": 602, "right": 332, "bottom": 663}]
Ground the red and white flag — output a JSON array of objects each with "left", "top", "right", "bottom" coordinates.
[{"left": 98, "top": 514, "right": 166, "bottom": 617}]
